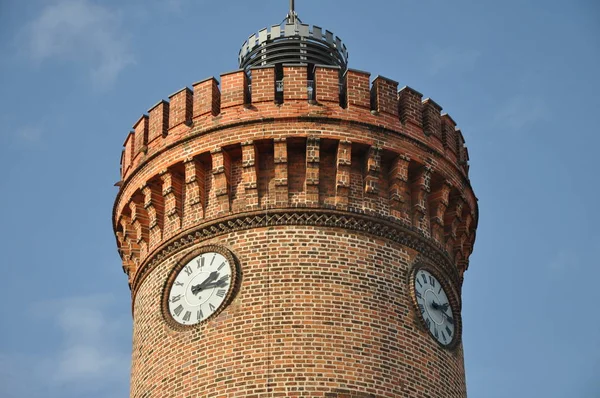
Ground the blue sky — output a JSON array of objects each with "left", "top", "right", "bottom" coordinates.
[{"left": 0, "top": 0, "right": 598, "bottom": 397}]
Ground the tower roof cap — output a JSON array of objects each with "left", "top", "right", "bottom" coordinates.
[{"left": 238, "top": 4, "right": 348, "bottom": 71}]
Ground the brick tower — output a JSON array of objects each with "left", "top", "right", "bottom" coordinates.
[{"left": 113, "top": 5, "right": 478, "bottom": 397}]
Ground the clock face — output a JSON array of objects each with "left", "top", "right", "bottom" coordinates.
[
  {"left": 165, "top": 249, "right": 235, "bottom": 326},
  {"left": 414, "top": 269, "right": 456, "bottom": 346}
]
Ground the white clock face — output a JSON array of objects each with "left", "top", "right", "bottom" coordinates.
[
  {"left": 414, "top": 269, "right": 455, "bottom": 346},
  {"left": 167, "top": 251, "right": 233, "bottom": 325}
]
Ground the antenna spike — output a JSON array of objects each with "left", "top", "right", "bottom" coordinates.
[{"left": 288, "top": 0, "right": 296, "bottom": 24}]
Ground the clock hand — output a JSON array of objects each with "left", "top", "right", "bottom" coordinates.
[
  {"left": 431, "top": 301, "right": 449, "bottom": 311},
  {"left": 191, "top": 271, "right": 219, "bottom": 295},
  {"left": 445, "top": 314, "right": 454, "bottom": 324},
  {"left": 440, "top": 311, "right": 454, "bottom": 324},
  {"left": 197, "top": 279, "right": 229, "bottom": 290},
  {"left": 430, "top": 301, "right": 454, "bottom": 324}
]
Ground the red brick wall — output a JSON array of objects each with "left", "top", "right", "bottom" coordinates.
[
  {"left": 131, "top": 227, "right": 466, "bottom": 397},
  {"left": 113, "top": 65, "right": 478, "bottom": 398}
]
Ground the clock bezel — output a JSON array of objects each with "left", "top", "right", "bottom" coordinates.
[
  {"left": 408, "top": 261, "right": 462, "bottom": 350},
  {"left": 161, "top": 244, "right": 240, "bottom": 330}
]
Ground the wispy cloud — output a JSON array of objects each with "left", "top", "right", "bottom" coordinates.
[
  {"left": 34, "top": 294, "right": 130, "bottom": 390},
  {"left": 16, "top": 125, "right": 43, "bottom": 143},
  {"left": 7, "top": 124, "right": 45, "bottom": 150},
  {"left": 0, "top": 294, "right": 130, "bottom": 398},
  {"left": 427, "top": 46, "right": 480, "bottom": 76},
  {"left": 21, "top": 0, "right": 134, "bottom": 87},
  {"left": 495, "top": 95, "right": 549, "bottom": 130}
]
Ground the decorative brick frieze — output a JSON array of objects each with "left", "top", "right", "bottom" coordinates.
[
  {"left": 429, "top": 179, "right": 453, "bottom": 244},
  {"left": 388, "top": 154, "right": 411, "bottom": 224},
  {"left": 411, "top": 165, "right": 433, "bottom": 237},
  {"left": 365, "top": 146, "right": 382, "bottom": 195},
  {"left": 183, "top": 157, "right": 205, "bottom": 228},
  {"left": 241, "top": 141, "right": 259, "bottom": 209},
  {"left": 305, "top": 136, "right": 320, "bottom": 206},
  {"left": 335, "top": 140, "right": 352, "bottom": 209},
  {"left": 444, "top": 195, "right": 466, "bottom": 260},
  {"left": 160, "top": 169, "right": 183, "bottom": 238},
  {"left": 273, "top": 138, "right": 288, "bottom": 206},
  {"left": 142, "top": 181, "right": 164, "bottom": 249},
  {"left": 128, "top": 197, "right": 148, "bottom": 260},
  {"left": 131, "top": 209, "right": 459, "bottom": 296},
  {"left": 211, "top": 148, "right": 231, "bottom": 214},
  {"left": 117, "top": 214, "right": 138, "bottom": 282},
  {"left": 116, "top": 134, "right": 476, "bottom": 285}
]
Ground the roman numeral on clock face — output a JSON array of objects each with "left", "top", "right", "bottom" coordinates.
[
  {"left": 173, "top": 305, "right": 184, "bottom": 317},
  {"left": 197, "top": 256, "right": 205, "bottom": 269},
  {"left": 197, "top": 309, "right": 203, "bottom": 320},
  {"left": 216, "top": 289, "right": 226, "bottom": 298},
  {"left": 418, "top": 304, "right": 425, "bottom": 313},
  {"left": 183, "top": 311, "right": 191, "bottom": 322},
  {"left": 184, "top": 265, "right": 192, "bottom": 276},
  {"left": 170, "top": 294, "right": 181, "bottom": 303},
  {"left": 217, "top": 262, "right": 226, "bottom": 271},
  {"left": 209, "top": 303, "right": 216, "bottom": 312}
]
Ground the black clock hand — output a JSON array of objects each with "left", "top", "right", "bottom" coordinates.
[
  {"left": 443, "top": 313, "right": 454, "bottom": 325},
  {"left": 191, "top": 271, "right": 219, "bottom": 295},
  {"left": 196, "top": 279, "right": 228, "bottom": 290},
  {"left": 430, "top": 301, "right": 454, "bottom": 324},
  {"left": 431, "top": 301, "right": 449, "bottom": 311}
]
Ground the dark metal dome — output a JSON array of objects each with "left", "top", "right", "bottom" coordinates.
[{"left": 238, "top": 3, "right": 348, "bottom": 71}]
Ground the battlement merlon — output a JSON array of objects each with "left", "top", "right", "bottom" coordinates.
[{"left": 119, "top": 66, "right": 472, "bottom": 181}]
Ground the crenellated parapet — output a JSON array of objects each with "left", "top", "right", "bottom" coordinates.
[
  {"left": 113, "top": 65, "right": 478, "bottom": 291},
  {"left": 118, "top": 66, "right": 472, "bottom": 182}
]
